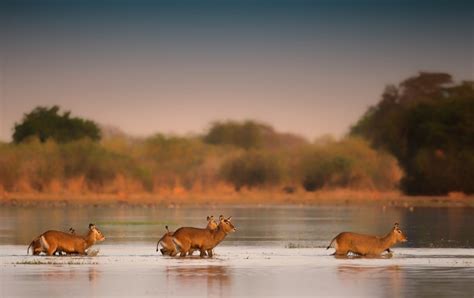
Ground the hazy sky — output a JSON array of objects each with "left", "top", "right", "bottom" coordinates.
[{"left": 1, "top": 0, "right": 472, "bottom": 141}]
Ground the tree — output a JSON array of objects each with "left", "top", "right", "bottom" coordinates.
[
  {"left": 13, "top": 106, "right": 101, "bottom": 143},
  {"left": 203, "top": 120, "right": 307, "bottom": 150},
  {"left": 220, "top": 151, "right": 282, "bottom": 191},
  {"left": 204, "top": 120, "right": 266, "bottom": 149},
  {"left": 351, "top": 73, "right": 474, "bottom": 195}
]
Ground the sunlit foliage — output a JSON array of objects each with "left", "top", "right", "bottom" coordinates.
[
  {"left": 0, "top": 113, "right": 404, "bottom": 194},
  {"left": 299, "top": 137, "right": 400, "bottom": 191},
  {"left": 351, "top": 73, "right": 474, "bottom": 195}
]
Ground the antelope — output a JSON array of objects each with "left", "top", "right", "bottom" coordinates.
[
  {"left": 28, "top": 226, "right": 77, "bottom": 256},
  {"left": 326, "top": 223, "right": 407, "bottom": 256},
  {"left": 157, "top": 215, "right": 218, "bottom": 256},
  {"left": 172, "top": 215, "right": 236, "bottom": 257},
  {"left": 28, "top": 223, "right": 105, "bottom": 256}
]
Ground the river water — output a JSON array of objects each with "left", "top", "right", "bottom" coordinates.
[{"left": 1, "top": 205, "right": 473, "bottom": 297}]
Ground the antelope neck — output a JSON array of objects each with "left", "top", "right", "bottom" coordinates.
[
  {"left": 380, "top": 230, "right": 397, "bottom": 247},
  {"left": 83, "top": 231, "right": 96, "bottom": 246},
  {"left": 212, "top": 225, "right": 228, "bottom": 241}
]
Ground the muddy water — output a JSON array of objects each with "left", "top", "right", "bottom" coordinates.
[{"left": 1, "top": 205, "right": 473, "bottom": 297}]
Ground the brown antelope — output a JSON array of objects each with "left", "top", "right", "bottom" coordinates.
[
  {"left": 326, "top": 223, "right": 407, "bottom": 256},
  {"left": 28, "top": 226, "right": 77, "bottom": 255},
  {"left": 157, "top": 215, "right": 218, "bottom": 256},
  {"left": 172, "top": 215, "right": 236, "bottom": 257},
  {"left": 28, "top": 223, "right": 105, "bottom": 256}
]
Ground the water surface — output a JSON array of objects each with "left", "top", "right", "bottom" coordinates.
[{"left": 1, "top": 205, "right": 473, "bottom": 297}]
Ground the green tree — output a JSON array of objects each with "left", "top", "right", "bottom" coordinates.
[
  {"left": 204, "top": 120, "right": 307, "bottom": 150},
  {"left": 204, "top": 120, "right": 266, "bottom": 149},
  {"left": 351, "top": 72, "right": 474, "bottom": 195},
  {"left": 13, "top": 106, "right": 101, "bottom": 143}
]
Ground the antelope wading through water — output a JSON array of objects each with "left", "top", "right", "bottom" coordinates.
[
  {"left": 326, "top": 223, "right": 408, "bottom": 256},
  {"left": 171, "top": 215, "right": 236, "bottom": 257},
  {"left": 27, "top": 224, "right": 105, "bottom": 256},
  {"left": 28, "top": 227, "right": 77, "bottom": 256},
  {"left": 157, "top": 215, "right": 219, "bottom": 256}
]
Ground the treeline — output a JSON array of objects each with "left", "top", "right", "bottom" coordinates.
[
  {"left": 351, "top": 72, "right": 474, "bottom": 195},
  {"left": 0, "top": 112, "right": 400, "bottom": 194},
  {"left": 3, "top": 71, "right": 470, "bottom": 196}
]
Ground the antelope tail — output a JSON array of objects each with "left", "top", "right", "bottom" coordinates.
[
  {"left": 157, "top": 235, "right": 167, "bottom": 249},
  {"left": 326, "top": 237, "right": 337, "bottom": 250}
]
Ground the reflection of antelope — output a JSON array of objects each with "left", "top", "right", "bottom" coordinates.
[
  {"left": 28, "top": 226, "right": 77, "bottom": 255},
  {"left": 157, "top": 216, "right": 218, "bottom": 256},
  {"left": 327, "top": 223, "right": 407, "bottom": 256},
  {"left": 165, "top": 265, "right": 231, "bottom": 290},
  {"left": 172, "top": 215, "right": 236, "bottom": 257},
  {"left": 28, "top": 223, "right": 105, "bottom": 256}
]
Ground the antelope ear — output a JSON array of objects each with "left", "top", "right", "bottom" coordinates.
[
  {"left": 89, "top": 223, "right": 95, "bottom": 230},
  {"left": 227, "top": 216, "right": 232, "bottom": 221},
  {"left": 219, "top": 215, "right": 224, "bottom": 221},
  {"left": 394, "top": 223, "right": 399, "bottom": 228},
  {"left": 207, "top": 216, "right": 211, "bottom": 221}
]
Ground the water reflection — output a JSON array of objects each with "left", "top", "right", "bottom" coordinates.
[
  {"left": 333, "top": 253, "right": 393, "bottom": 259},
  {"left": 337, "top": 265, "right": 404, "bottom": 297},
  {"left": 1, "top": 205, "right": 473, "bottom": 248},
  {"left": 88, "top": 267, "right": 99, "bottom": 283},
  {"left": 165, "top": 266, "right": 231, "bottom": 297},
  {"left": 404, "top": 267, "right": 474, "bottom": 296},
  {"left": 40, "top": 267, "right": 100, "bottom": 283}
]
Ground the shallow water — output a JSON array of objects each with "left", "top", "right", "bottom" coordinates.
[
  {"left": 1, "top": 205, "right": 473, "bottom": 297},
  {"left": 2, "top": 245, "right": 474, "bottom": 297},
  {"left": 2, "top": 205, "right": 473, "bottom": 248}
]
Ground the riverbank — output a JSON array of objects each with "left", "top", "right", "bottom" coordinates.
[{"left": 1, "top": 189, "right": 473, "bottom": 208}]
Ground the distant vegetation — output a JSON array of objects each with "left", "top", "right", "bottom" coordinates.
[
  {"left": 13, "top": 106, "right": 101, "bottom": 143},
  {"left": 299, "top": 137, "right": 400, "bottom": 192},
  {"left": 2, "top": 72, "right": 470, "bottom": 196},
  {"left": 220, "top": 150, "right": 284, "bottom": 191},
  {"left": 351, "top": 72, "right": 474, "bottom": 195},
  {"left": 204, "top": 120, "right": 307, "bottom": 150},
  {"left": 0, "top": 118, "right": 399, "bottom": 194}
]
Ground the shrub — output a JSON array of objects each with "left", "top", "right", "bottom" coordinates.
[
  {"left": 299, "top": 137, "right": 400, "bottom": 191},
  {"left": 220, "top": 151, "right": 283, "bottom": 191}
]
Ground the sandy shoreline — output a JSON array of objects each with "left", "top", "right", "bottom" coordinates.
[{"left": 1, "top": 190, "right": 473, "bottom": 208}]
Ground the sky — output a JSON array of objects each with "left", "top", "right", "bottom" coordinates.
[{"left": 0, "top": 0, "right": 472, "bottom": 141}]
